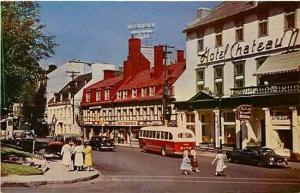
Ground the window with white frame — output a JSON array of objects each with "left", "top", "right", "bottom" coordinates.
[
  {"left": 132, "top": 89, "right": 137, "bottom": 98},
  {"left": 149, "top": 86, "right": 155, "bottom": 96},
  {"left": 258, "top": 12, "right": 268, "bottom": 37},
  {"left": 215, "top": 25, "right": 223, "bottom": 47},
  {"left": 285, "top": 7, "right": 296, "bottom": 30},
  {"left": 104, "top": 90, "right": 110, "bottom": 100},
  {"left": 117, "top": 91, "right": 122, "bottom": 100},
  {"left": 235, "top": 19, "right": 244, "bottom": 42},
  {"left": 86, "top": 93, "right": 90, "bottom": 102},
  {"left": 122, "top": 90, "right": 128, "bottom": 99},
  {"left": 141, "top": 88, "right": 147, "bottom": 97},
  {"left": 96, "top": 91, "right": 101, "bottom": 101},
  {"left": 214, "top": 66, "right": 223, "bottom": 96}
]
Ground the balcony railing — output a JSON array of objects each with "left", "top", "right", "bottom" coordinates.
[{"left": 231, "top": 82, "right": 300, "bottom": 96}]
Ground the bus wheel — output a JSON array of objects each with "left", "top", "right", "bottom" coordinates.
[
  {"left": 142, "top": 145, "right": 147, "bottom": 153},
  {"left": 161, "top": 146, "right": 167, "bottom": 156}
]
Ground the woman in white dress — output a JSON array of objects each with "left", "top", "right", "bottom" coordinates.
[
  {"left": 74, "top": 140, "right": 85, "bottom": 171},
  {"left": 180, "top": 150, "right": 192, "bottom": 175},
  {"left": 61, "top": 139, "right": 72, "bottom": 172},
  {"left": 212, "top": 149, "right": 227, "bottom": 176}
]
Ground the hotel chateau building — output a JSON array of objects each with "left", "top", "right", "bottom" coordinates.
[
  {"left": 80, "top": 38, "right": 185, "bottom": 142},
  {"left": 174, "top": 1, "right": 300, "bottom": 155}
]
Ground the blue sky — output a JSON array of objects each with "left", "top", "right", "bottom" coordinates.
[{"left": 39, "top": 1, "right": 219, "bottom": 68}]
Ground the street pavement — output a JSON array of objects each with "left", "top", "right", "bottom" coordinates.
[{"left": 2, "top": 146, "right": 300, "bottom": 193}]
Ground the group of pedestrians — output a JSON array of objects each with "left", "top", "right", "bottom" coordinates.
[
  {"left": 180, "top": 148, "right": 227, "bottom": 176},
  {"left": 61, "top": 139, "right": 93, "bottom": 172}
]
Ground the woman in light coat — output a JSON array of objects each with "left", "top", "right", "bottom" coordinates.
[
  {"left": 61, "top": 139, "right": 72, "bottom": 172},
  {"left": 74, "top": 140, "right": 85, "bottom": 171},
  {"left": 84, "top": 141, "right": 93, "bottom": 171},
  {"left": 180, "top": 150, "right": 191, "bottom": 175},
  {"left": 212, "top": 149, "right": 226, "bottom": 176}
]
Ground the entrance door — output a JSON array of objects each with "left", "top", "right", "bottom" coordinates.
[{"left": 261, "top": 120, "right": 266, "bottom": 147}]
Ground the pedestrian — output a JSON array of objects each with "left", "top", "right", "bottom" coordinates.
[
  {"left": 74, "top": 140, "right": 85, "bottom": 171},
  {"left": 69, "top": 140, "right": 75, "bottom": 171},
  {"left": 61, "top": 138, "right": 72, "bottom": 172},
  {"left": 180, "top": 150, "right": 191, "bottom": 175},
  {"left": 211, "top": 149, "right": 227, "bottom": 176},
  {"left": 84, "top": 140, "right": 93, "bottom": 171},
  {"left": 190, "top": 149, "right": 200, "bottom": 172}
]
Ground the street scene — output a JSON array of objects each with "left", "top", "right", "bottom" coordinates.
[{"left": 1, "top": 1, "right": 300, "bottom": 193}]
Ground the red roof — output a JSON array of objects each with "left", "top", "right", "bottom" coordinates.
[{"left": 86, "top": 76, "right": 123, "bottom": 90}]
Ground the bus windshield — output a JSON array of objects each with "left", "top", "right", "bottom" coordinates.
[{"left": 178, "top": 132, "right": 193, "bottom": 138}]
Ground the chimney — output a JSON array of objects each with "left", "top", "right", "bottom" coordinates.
[
  {"left": 197, "top": 8, "right": 211, "bottom": 20},
  {"left": 103, "top": 70, "right": 116, "bottom": 80},
  {"left": 154, "top": 45, "right": 164, "bottom": 77},
  {"left": 128, "top": 38, "right": 141, "bottom": 57},
  {"left": 177, "top": 50, "right": 185, "bottom": 63}
]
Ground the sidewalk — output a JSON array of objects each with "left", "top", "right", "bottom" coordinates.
[
  {"left": 115, "top": 142, "right": 140, "bottom": 149},
  {"left": 1, "top": 160, "right": 99, "bottom": 187}
]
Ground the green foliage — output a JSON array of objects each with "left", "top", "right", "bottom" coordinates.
[
  {"left": 1, "top": 1, "right": 58, "bottom": 109},
  {"left": 1, "top": 163, "right": 43, "bottom": 176},
  {"left": 1, "top": 144, "right": 37, "bottom": 161}
]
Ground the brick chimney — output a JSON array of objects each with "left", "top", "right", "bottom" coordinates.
[
  {"left": 154, "top": 45, "right": 164, "bottom": 77},
  {"left": 103, "top": 70, "right": 116, "bottom": 80},
  {"left": 177, "top": 50, "right": 185, "bottom": 63}
]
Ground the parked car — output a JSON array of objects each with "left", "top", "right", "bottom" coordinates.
[
  {"left": 47, "top": 133, "right": 81, "bottom": 154},
  {"left": 90, "top": 136, "right": 115, "bottom": 151},
  {"left": 226, "top": 146, "right": 288, "bottom": 167}
]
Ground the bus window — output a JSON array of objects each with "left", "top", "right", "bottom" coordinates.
[
  {"left": 168, "top": 132, "right": 173, "bottom": 140},
  {"left": 150, "top": 131, "right": 155, "bottom": 138},
  {"left": 145, "top": 131, "right": 149, "bottom": 137},
  {"left": 178, "top": 132, "right": 193, "bottom": 138},
  {"left": 165, "top": 132, "right": 169, "bottom": 140},
  {"left": 161, "top": 132, "right": 165, "bottom": 139},
  {"left": 156, "top": 131, "right": 160, "bottom": 139}
]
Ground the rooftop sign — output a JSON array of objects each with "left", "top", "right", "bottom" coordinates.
[{"left": 128, "top": 23, "right": 155, "bottom": 40}]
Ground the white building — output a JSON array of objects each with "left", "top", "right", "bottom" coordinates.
[
  {"left": 175, "top": 2, "right": 300, "bottom": 155},
  {"left": 46, "top": 61, "right": 116, "bottom": 135}
]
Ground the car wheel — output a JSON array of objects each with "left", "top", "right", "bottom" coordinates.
[
  {"left": 257, "top": 161, "right": 265, "bottom": 167},
  {"left": 161, "top": 146, "right": 167, "bottom": 156},
  {"left": 142, "top": 144, "right": 147, "bottom": 153}
]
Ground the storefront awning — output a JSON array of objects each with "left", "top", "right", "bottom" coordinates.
[{"left": 255, "top": 51, "right": 300, "bottom": 75}]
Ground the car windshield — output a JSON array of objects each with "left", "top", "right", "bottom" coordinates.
[{"left": 260, "top": 148, "right": 275, "bottom": 156}]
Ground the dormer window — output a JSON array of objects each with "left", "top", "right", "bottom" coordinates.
[
  {"left": 258, "top": 12, "right": 268, "bottom": 37},
  {"left": 149, "top": 86, "right": 155, "bottom": 96},
  {"left": 132, "top": 89, "right": 137, "bottom": 98},
  {"left": 235, "top": 19, "right": 244, "bottom": 42},
  {"left": 122, "top": 91, "right": 128, "bottom": 99},
  {"left": 141, "top": 88, "right": 147, "bottom": 97},
  {"left": 86, "top": 93, "right": 90, "bottom": 102},
  {"left": 197, "top": 30, "right": 204, "bottom": 52},
  {"left": 96, "top": 91, "right": 101, "bottom": 102},
  {"left": 104, "top": 90, "right": 110, "bottom": 100}
]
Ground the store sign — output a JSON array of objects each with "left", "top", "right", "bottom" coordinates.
[
  {"left": 128, "top": 23, "right": 155, "bottom": 40},
  {"left": 237, "top": 105, "right": 252, "bottom": 120},
  {"left": 115, "top": 121, "right": 138, "bottom": 126},
  {"left": 89, "top": 105, "right": 102, "bottom": 110},
  {"left": 199, "top": 28, "right": 299, "bottom": 64}
]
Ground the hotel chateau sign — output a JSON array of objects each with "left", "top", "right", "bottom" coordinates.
[{"left": 198, "top": 28, "right": 299, "bottom": 64}]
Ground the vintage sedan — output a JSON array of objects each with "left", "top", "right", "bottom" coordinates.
[
  {"left": 90, "top": 136, "right": 115, "bottom": 151},
  {"left": 226, "top": 146, "right": 288, "bottom": 167},
  {"left": 47, "top": 133, "right": 81, "bottom": 154}
]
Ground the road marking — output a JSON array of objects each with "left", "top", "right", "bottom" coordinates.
[
  {"left": 104, "top": 175, "right": 300, "bottom": 182},
  {"left": 100, "top": 178, "right": 300, "bottom": 185}
]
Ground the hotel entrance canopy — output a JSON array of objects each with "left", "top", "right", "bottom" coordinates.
[{"left": 255, "top": 51, "right": 300, "bottom": 75}]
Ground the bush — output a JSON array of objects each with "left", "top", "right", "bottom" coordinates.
[{"left": 1, "top": 163, "right": 43, "bottom": 176}]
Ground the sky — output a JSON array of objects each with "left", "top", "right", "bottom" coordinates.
[{"left": 39, "top": 1, "right": 219, "bottom": 68}]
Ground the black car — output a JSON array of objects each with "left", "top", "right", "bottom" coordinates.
[
  {"left": 90, "top": 136, "right": 115, "bottom": 151},
  {"left": 226, "top": 146, "right": 288, "bottom": 167}
]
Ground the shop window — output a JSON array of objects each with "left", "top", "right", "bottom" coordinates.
[
  {"left": 215, "top": 25, "right": 223, "bottom": 47},
  {"left": 202, "top": 125, "right": 212, "bottom": 143},
  {"left": 285, "top": 7, "right": 295, "bottom": 30},
  {"left": 258, "top": 12, "right": 268, "bottom": 37},
  {"left": 186, "top": 113, "right": 195, "bottom": 123},
  {"left": 224, "top": 112, "right": 235, "bottom": 122},
  {"left": 235, "top": 19, "right": 244, "bottom": 42},
  {"left": 224, "top": 126, "right": 236, "bottom": 145}
]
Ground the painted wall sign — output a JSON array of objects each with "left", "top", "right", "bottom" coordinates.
[{"left": 198, "top": 28, "right": 299, "bottom": 64}]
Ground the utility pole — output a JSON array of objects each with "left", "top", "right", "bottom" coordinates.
[
  {"left": 66, "top": 71, "right": 79, "bottom": 124},
  {"left": 162, "top": 44, "right": 174, "bottom": 126}
]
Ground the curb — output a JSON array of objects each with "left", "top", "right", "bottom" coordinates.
[{"left": 1, "top": 172, "right": 100, "bottom": 187}]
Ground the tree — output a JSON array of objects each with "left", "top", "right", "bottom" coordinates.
[{"left": 1, "top": 1, "right": 58, "bottom": 111}]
